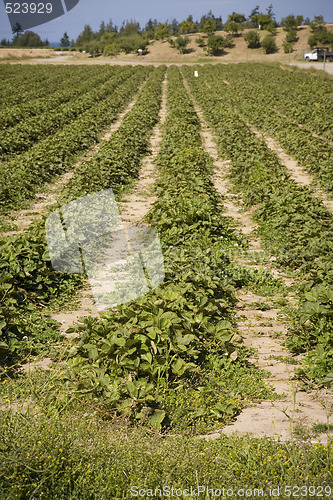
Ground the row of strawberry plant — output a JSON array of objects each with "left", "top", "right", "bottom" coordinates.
[
  {"left": 183, "top": 65, "right": 333, "bottom": 385},
  {"left": 0, "top": 66, "right": 165, "bottom": 364},
  {"left": 0, "top": 66, "right": 120, "bottom": 130},
  {"left": 206, "top": 64, "right": 333, "bottom": 196},
  {"left": 61, "top": 66, "right": 274, "bottom": 434},
  {"left": 60, "top": 66, "right": 165, "bottom": 201},
  {"left": 0, "top": 67, "right": 131, "bottom": 157},
  {"left": 215, "top": 63, "right": 333, "bottom": 140},
  {"left": 0, "top": 221, "right": 82, "bottom": 362},
  {"left": 0, "top": 66, "right": 152, "bottom": 214},
  {"left": 0, "top": 65, "right": 88, "bottom": 109}
]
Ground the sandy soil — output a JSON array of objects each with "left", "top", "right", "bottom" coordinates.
[
  {"left": 183, "top": 74, "right": 333, "bottom": 443},
  {"left": 0, "top": 47, "right": 56, "bottom": 60}
]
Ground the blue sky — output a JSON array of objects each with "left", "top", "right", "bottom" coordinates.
[{"left": 0, "top": 0, "right": 332, "bottom": 43}]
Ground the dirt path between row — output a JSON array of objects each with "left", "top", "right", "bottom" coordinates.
[
  {"left": 0, "top": 79, "right": 148, "bottom": 238},
  {"left": 182, "top": 74, "right": 333, "bottom": 444},
  {"left": 118, "top": 76, "right": 168, "bottom": 224}
]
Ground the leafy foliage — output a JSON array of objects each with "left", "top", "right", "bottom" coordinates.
[
  {"left": 0, "top": 66, "right": 152, "bottom": 213},
  {"left": 261, "top": 34, "right": 277, "bottom": 54},
  {"left": 59, "top": 67, "right": 272, "bottom": 431},
  {"left": 182, "top": 64, "right": 333, "bottom": 385},
  {"left": 244, "top": 30, "right": 261, "bottom": 48}
]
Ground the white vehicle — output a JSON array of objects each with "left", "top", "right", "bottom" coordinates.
[{"left": 304, "top": 47, "right": 332, "bottom": 62}]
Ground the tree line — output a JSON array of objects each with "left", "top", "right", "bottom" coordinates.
[{"left": 1, "top": 6, "right": 332, "bottom": 55}]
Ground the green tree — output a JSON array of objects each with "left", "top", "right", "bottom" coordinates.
[
  {"left": 114, "top": 34, "right": 146, "bottom": 54},
  {"left": 224, "top": 21, "right": 242, "bottom": 36},
  {"left": 170, "top": 18, "right": 179, "bottom": 35},
  {"left": 228, "top": 12, "right": 246, "bottom": 24},
  {"left": 285, "top": 29, "right": 298, "bottom": 43},
  {"left": 308, "top": 27, "right": 333, "bottom": 49},
  {"left": 195, "top": 36, "right": 206, "bottom": 47},
  {"left": 154, "top": 22, "right": 171, "bottom": 40},
  {"left": 75, "top": 25, "right": 96, "bottom": 47},
  {"left": 261, "top": 34, "right": 277, "bottom": 53},
  {"left": 249, "top": 5, "right": 260, "bottom": 28},
  {"left": 12, "top": 31, "right": 47, "bottom": 47},
  {"left": 308, "top": 34, "right": 317, "bottom": 48},
  {"left": 207, "top": 34, "right": 225, "bottom": 55},
  {"left": 84, "top": 40, "right": 100, "bottom": 57},
  {"left": 215, "top": 16, "right": 223, "bottom": 30},
  {"left": 99, "top": 21, "right": 106, "bottom": 36},
  {"left": 105, "top": 19, "right": 118, "bottom": 33},
  {"left": 120, "top": 20, "right": 140, "bottom": 36},
  {"left": 179, "top": 19, "right": 196, "bottom": 34},
  {"left": 60, "top": 32, "right": 70, "bottom": 47},
  {"left": 244, "top": 30, "right": 260, "bottom": 48},
  {"left": 100, "top": 31, "right": 118, "bottom": 51},
  {"left": 144, "top": 19, "right": 158, "bottom": 39},
  {"left": 11, "top": 22, "right": 23, "bottom": 39},
  {"left": 223, "top": 34, "right": 235, "bottom": 48},
  {"left": 198, "top": 11, "right": 220, "bottom": 32},
  {"left": 175, "top": 35, "right": 190, "bottom": 53},
  {"left": 281, "top": 15, "right": 298, "bottom": 31},
  {"left": 203, "top": 18, "right": 216, "bottom": 35},
  {"left": 309, "top": 16, "right": 324, "bottom": 32},
  {"left": 266, "top": 4, "right": 275, "bottom": 19},
  {"left": 296, "top": 16, "right": 304, "bottom": 27}
]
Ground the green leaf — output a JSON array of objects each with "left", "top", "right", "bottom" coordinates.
[
  {"left": 126, "top": 381, "right": 138, "bottom": 398},
  {"left": 149, "top": 410, "right": 166, "bottom": 429}
]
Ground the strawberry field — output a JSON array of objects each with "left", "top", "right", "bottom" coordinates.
[{"left": 0, "top": 63, "right": 332, "bottom": 497}]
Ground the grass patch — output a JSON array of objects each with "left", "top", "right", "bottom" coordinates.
[{"left": 0, "top": 398, "right": 332, "bottom": 499}]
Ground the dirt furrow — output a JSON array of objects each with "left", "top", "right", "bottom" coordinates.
[
  {"left": 118, "top": 76, "right": 168, "bottom": 224},
  {"left": 0, "top": 79, "right": 148, "bottom": 238},
  {"left": 182, "top": 75, "right": 333, "bottom": 443}
]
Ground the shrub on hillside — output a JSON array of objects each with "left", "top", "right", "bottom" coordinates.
[
  {"left": 285, "top": 29, "right": 298, "bottom": 44},
  {"left": 308, "top": 27, "right": 333, "bottom": 50},
  {"left": 244, "top": 30, "right": 260, "bottom": 48},
  {"left": 223, "top": 34, "right": 235, "bottom": 48},
  {"left": 175, "top": 35, "right": 190, "bottom": 53},
  {"left": 261, "top": 34, "right": 277, "bottom": 54},
  {"left": 206, "top": 35, "right": 225, "bottom": 55},
  {"left": 195, "top": 36, "right": 206, "bottom": 48}
]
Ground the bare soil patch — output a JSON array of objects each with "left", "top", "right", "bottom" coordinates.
[
  {"left": 119, "top": 76, "right": 168, "bottom": 224},
  {"left": 0, "top": 47, "right": 55, "bottom": 60}
]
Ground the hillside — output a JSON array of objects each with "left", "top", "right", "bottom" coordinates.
[{"left": 1, "top": 24, "right": 333, "bottom": 64}]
